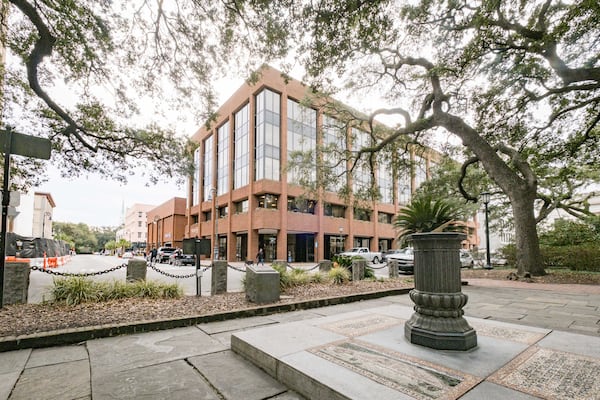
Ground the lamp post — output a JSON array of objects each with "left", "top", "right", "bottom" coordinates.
[
  {"left": 208, "top": 187, "right": 218, "bottom": 260},
  {"left": 481, "top": 192, "right": 492, "bottom": 269},
  {"left": 41, "top": 211, "right": 52, "bottom": 238}
]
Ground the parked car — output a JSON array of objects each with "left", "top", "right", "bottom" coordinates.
[
  {"left": 169, "top": 250, "right": 195, "bottom": 266},
  {"left": 490, "top": 252, "right": 508, "bottom": 266},
  {"left": 122, "top": 251, "right": 134, "bottom": 259},
  {"left": 387, "top": 248, "right": 473, "bottom": 273},
  {"left": 386, "top": 248, "right": 414, "bottom": 274},
  {"left": 339, "top": 247, "right": 383, "bottom": 263},
  {"left": 381, "top": 249, "right": 402, "bottom": 263},
  {"left": 156, "top": 247, "right": 176, "bottom": 263},
  {"left": 459, "top": 250, "right": 475, "bottom": 268}
]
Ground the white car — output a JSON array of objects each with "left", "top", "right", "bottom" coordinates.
[
  {"left": 122, "top": 251, "right": 134, "bottom": 259},
  {"left": 459, "top": 250, "right": 474, "bottom": 268}
]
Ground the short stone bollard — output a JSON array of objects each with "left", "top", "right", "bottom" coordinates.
[
  {"left": 351, "top": 259, "right": 366, "bottom": 281},
  {"left": 319, "top": 260, "right": 332, "bottom": 273},
  {"left": 388, "top": 259, "right": 399, "bottom": 278},
  {"left": 3, "top": 262, "right": 30, "bottom": 305},
  {"left": 245, "top": 264, "right": 280, "bottom": 304},
  {"left": 404, "top": 232, "right": 477, "bottom": 351},
  {"left": 126, "top": 259, "right": 147, "bottom": 282},
  {"left": 211, "top": 260, "right": 228, "bottom": 295}
]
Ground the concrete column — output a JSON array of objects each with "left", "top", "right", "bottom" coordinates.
[
  {"left": 319, "top": 260, "right": 332, "bottom": 273},
  {"left": 211, "top": 260, "right": 228, "bottom": 295},
  {"left": 245, "top": 264, "right": 280, "bottom": 304},
  {"left": 388, "top": 260, "right": 399, "bottom": 278},
  {"left": 126, "top": 259, "right": 147, "bottom": 282},
  {"left": 404, "top": 232, "right": 477, "bottom": 351},
  {"left": 351, "top": 259, "right": 366, "bottom": 281},
  {"left": 3, "top": 262, "right": 30, "bottom": 305}
]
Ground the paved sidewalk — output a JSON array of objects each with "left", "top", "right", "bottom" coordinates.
[{"left": 1, "top": 280, "right": 599, "bottom": 399}]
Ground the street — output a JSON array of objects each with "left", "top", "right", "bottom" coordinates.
[{"left": 26, "top": 255, "right": 392, "bottom": 304}]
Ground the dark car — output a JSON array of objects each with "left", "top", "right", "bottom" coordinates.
[
  {"left": 169, "top": 251, "right": 195, "bottom": 266},
  {"left": 156, "top": 247, "right": 176, "bottom": 263}
]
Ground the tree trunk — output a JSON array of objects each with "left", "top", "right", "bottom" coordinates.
[{"left": 509, "top": 189, "right": 545, "bottom": 276}]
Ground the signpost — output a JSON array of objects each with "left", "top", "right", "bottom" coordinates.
[{"left": 0, "top": 128, "right": 51, "bottom": 308}]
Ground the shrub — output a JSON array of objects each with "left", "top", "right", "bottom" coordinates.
[
  {"left": 310, "top": 271, "right": 326, "bottom": 283},
  {"left": 51, "top": 277, "right": 183, "bottom": 305},
  {"left": 51, "top": 277, "right": 97, "bottom": 306},
  {"left": 541, "top": 245, "right": 600, "bottom": 272},
  {"left": 328, "top": 266, "right": 350, "bottom": 284}
]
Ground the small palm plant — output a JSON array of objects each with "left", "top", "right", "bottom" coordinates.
[{"left": 394, "top": 196, "right": 464, "bottom": 243}]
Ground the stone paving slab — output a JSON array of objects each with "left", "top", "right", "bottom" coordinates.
[
  {"left": 188, "top": 350, "right": 287, "bottom": 400},
  {"left": 87, "top": 326, "right": 226, "bottom": 377},
  {"left": 232, "top": 303, "right": 599, "bottom": 399},
  {"left": 10, "top": 359, "right": 91, "bottom": 400},
  {"left": 25, "top": 344, "right": 88, "bottom": 368},
  {"left": 91, "top": 359, "right": 218, "bottom": 400}
]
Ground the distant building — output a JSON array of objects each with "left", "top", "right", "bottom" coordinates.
[
  {"left": 116, "top": 203, "right": 155, "bottom": 250},
  {"left": 146, "top": 197, "right": 187, "bottom": 250},
  {"left": 185, "top": 66, "right": 478, "bottom": 262}
]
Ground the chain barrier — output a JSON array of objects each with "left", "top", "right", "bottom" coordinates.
[
  {"left": 284, "top": 263, "right": 320, "bottom": 271},
  {"left": 369, "top": 262, "right": 390, "bottom": 270},
  {"left": 227, "top": 263, "right": 247, "bottom": 272},
  {"left": 30, "top": 264, "right": 127, "bottom": 277},
  {"left": 147, "top": 262, "right": 210, "bottom": 279}
]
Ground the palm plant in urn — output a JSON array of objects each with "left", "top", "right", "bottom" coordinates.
[{"left": 394, "top": 196, "right": 477, "bottom": 351}]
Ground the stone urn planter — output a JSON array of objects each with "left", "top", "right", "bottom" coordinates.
[{"left": 404, "top": 232, "right": 477, "bottom": 350}]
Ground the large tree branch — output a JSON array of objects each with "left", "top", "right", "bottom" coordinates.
[{"left": 10, "top": 0, "right": 98, "bottom": 152}]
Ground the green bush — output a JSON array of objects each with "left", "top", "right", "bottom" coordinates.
[
  {"left": 52, "top": 277, "right": 98, "bottom": 306},
  {"left": 310, "top": 271, "right": 326, "bottom": 283},
  {"left": 500, "top": 244, "right": 600, "bottom": 272},
  {"left": 328, "top": 266, "right": 350, "bottom": 284},
  {"left": 51, "top": 278, "right": 183, "bottom": 305},
  {"left": 541, "top": 245, "right": 600, "bottom": 272}
]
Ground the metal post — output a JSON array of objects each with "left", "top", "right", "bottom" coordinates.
[
  {"left": 210, "top": 187, "right": 218, "bottom": 261},
  {"left": 0, "top": 130, "right": 12, "bottom": 308}
]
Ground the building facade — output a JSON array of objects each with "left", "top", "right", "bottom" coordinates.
[
  {"left": 116, "top": 203, "right": 155, "bottom": 251},
  {"left": 186, "top": 66, "right": 477, "bottom": 262},
  {"left": 32, "top": 192, "right": 55, "bottom": 239},
  {"left": 146, "top": 197, "right": 187, "bottom": 251}
]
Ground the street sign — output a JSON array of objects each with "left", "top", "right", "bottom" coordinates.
[
  {"left": 1, "top": 129, "right": 52, "bottom": 308},
  {"left": 0, "top": 130, "right": 51, "bottom": 160}
]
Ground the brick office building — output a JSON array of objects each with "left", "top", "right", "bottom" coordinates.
[
  {"left": 185, "top": 66, "right": 477, "bottom": 262},
  {"left": 147, "top": 197, "right": 187, "bottom": 251}
]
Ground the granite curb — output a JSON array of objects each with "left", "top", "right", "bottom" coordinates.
[{"left": 0, "top": 287, "right": 412, "bottom": 353}]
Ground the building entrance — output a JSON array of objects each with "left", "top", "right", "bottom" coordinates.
[{"left": 286, "top": 233, "right": 315, "bottom": 262}]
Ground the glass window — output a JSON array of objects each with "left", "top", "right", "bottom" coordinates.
[
  {"left": 398, "top": 167, "right": 411, "bottom": 205},
  {"left": 218, "top": 206, "right": 228, "bottom": 218},
  {"left": 192, "top": 148, "right": 201, "bottom": 205},
  {"left": 255, "top": 89, "right": 281, "bottom": 181},
  {"left": 138, "top": 221, "right": 142, "bottom": 227},
  {"left": 234, "top": 199, "right": 248, "bottom": 213},
  {"left": 324, "top": 203, "right": 346, "bottom": 218},
  {"left": 287, "top": 98, "right": 316, "bottom": 184},
  {"left": 287, "top": 197, "right": 316, "bottom": 214},
  {"left": 414, "top": 155, "right": 427, "bottom": 189},
  {"left": 353, "top": 207, "right": 371, "bottom": 221},
  {"left": 378, "top": 153, "right": 393, "bottom": 204},
  {"left": 203, "top": 211, "right": 212, "bottom": 222},
  {"left": 217, "top": 121, "right": 230, "bottom": 195},
  {"left": 378, "top": 212, "right": 393, "bottom": 224},
  {"left": 322, "top": 115, "right": 347, "bottom": 192},
  {"left": 351, "top": 128, "right": 372, "bottom": 194},
  {"left": 234, "top": 104, "right": 250, "bottom": 189},
  {"left": 203, "top": 135, "right": 214, "bottom": 201},
  {"left": 257, "top": 194, "right": 279, "bottom": 209}
]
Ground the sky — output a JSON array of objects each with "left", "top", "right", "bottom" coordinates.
[{"left": 31, "top": 73, "right": 250, "bottom": 228}]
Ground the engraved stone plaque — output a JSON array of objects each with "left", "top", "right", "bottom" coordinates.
[
  {"left": 309, "top": 340, "right": 480, "bottom": 399},
  {"left": 489, "top": 346, "right": 600, "bottom": 400}
]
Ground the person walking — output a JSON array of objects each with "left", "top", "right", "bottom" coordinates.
[
  {"left": 150, "top": 247, "right": 158, "bottom": 264},
  {"left": 256, "top": 247, "right": 265, "bottom": 266}
]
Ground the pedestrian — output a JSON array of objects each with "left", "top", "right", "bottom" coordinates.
[
  {"left": 150, "top": 247, "right": 157, "bottom": 264},
  {"left": 256, "top": 247, "right": 265, "bottom": 266}
]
